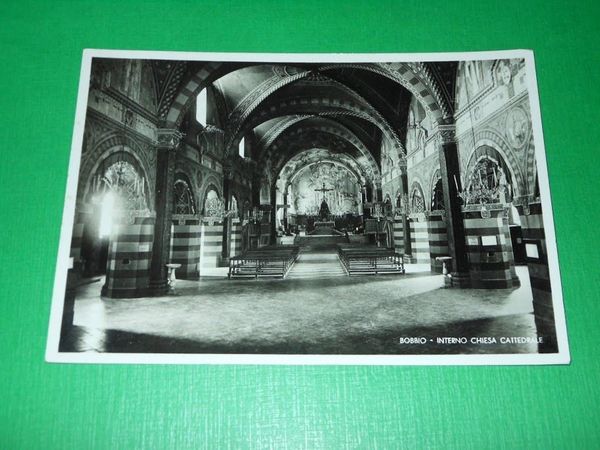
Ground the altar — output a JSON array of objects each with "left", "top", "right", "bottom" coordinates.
[{"left": 314, "top": 221, "right": 335, "bottom": 228}]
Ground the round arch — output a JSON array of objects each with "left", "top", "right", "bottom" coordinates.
[
  {"left": 466, "top": 130, "right": 526, "bottom": 198},
  {"left": 261, "top": 116, "right": 379, "bottom": 175},
  {"left": 225, "top": 95, "right": 405, "bottom": 164},
  {"left": 199, "top": 175, "right": 223, "bottom": 213},
  {"left": 83, "top": 146, "right": 151, "bottom": 210},
  {"left": 409, "top": 181, "right": 426, "bottom": 213},
  {"left": 284, "top": 159, "right": 362, "bottom": 193},
  {"left": 278, "top": 149, "right": 370, "bottom": 193},
  {"left": 173, "top": 172, "right": 197, "bottom": 215},
  {"left": 524, "top": 132, "right": 537, "bottom": 197},
  {"left": 165, "top": 61, "right": 448, "bottom": 135},
  {"left": 80, "top": 133, "right": 153, "bottom": 206},
  {"left": 317, "top": 62, "right": 450, "bottom": 123},
  {"left": 429, "top": 169, "right": 445, "bottom": 211},
  {"left": 268, "top": 127, "right": 380, "bottom": 183}
]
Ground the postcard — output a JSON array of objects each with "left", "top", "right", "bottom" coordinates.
[{"left": 46, "top": 49, "right": 569, "bottom": 365}]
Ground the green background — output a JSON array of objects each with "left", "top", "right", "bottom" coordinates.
[{"left": 1, "top": 1, "right": 599, "bottom": 448}]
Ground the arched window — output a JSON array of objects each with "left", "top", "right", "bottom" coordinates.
[
  {"left": 431, "top": 172, "right": 445, "bottom": 211},
  {"left": 411, "top": 185, "right": 425, "bottom": 213},
  {"left": 239, "top": 137, "right": 245, "bottom": 158},
  {"left": 466, "top": 156, "right": 513, "bottom": 204},
  {"left": 196, "top": 89, "right": 207, "bottom": 125},
  {"left": 396, "top": 194, "right": 401, "bottom": 209},
  {"left": 383, "top": 195, "right": 393, "bottom": 217},
  {"left": 174, "top": 178, "right": 196, "bottom": 215},
  {"left": 100, "top": 160, "right": 147, "bottom": 211},
  {"left": 230, "top": 195, "right": 239, "bottom": 218},
  {"left": 92, "top": 158, "right": 147, "bottom": 237},
  {"left": 203, "top": 188, "right": 221, "bottom": 216}
]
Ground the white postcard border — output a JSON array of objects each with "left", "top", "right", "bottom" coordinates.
[{"left": 45, "top": 49, "right": 570, "bottom": 366}]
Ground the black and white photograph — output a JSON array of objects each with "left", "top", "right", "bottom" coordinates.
[{"left": 46, "top": 50, "right": 569, "bottom": 365}]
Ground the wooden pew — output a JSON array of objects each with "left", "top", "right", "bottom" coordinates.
[
  {"left": 337, "top": 245, "right": 405, "bottom": 276},
  {"left": 228, "top": 245, "right": 299, "bottom": 279}
]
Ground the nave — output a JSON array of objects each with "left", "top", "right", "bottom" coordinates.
[{"left": 58, "top": 55, "right": 558, "bottom": 355}]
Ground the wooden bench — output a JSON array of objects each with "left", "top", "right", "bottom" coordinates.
[
  {"left": 228, "top": 245, "right": 299, "bottom": 279},
  {"left": 337, "top": 245, "right": 405, "bottom": 276}
]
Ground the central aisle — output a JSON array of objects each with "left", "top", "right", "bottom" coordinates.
[{"left": 287, "top": 251, "right": 346, "bottom": 279}]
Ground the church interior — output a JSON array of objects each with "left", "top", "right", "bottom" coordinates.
[{"left": 58, "top": 57, "right": 557, "bottom": 355}]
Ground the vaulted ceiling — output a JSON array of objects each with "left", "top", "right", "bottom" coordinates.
[{"left": 156, "top": 60, "right": 458, "bottom": 187}]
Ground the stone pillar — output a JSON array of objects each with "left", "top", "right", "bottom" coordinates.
[
  {"left": 170, "top": 216, "right": 201, "bottom": 280},
  {"left": 103, "top": 217, "right": 155, "bottom": 298},
  {"left": 437, "top": 125, "right": 469, "bottom": 286},
  {"left": 283, "top": 191, "right": 289, "bottom": 231},
  {"left": 229, "top": 220, "right": 242, "bottom": 257},
  {"left": 428, "top": 212, "right": 449, "bottom": 273},
  {"left": 270, "top": 184, "right": 277, "bottom": 245},
  {"left": 517, "top": 201, "right": 557, "bottom": 353},
  {"left": 392, "top": 218, "right": 404, "bottom": 252},
  {"left": 221, "top": 169, "right": 231, "bottom": 261},
  {"left": 199, "top": 219, "right": 224, "bottom": 273},
  {"left": 409, "top": 214, "right": 430, "bottom": 264},
  {"left": 463, "top": 206, "right": 519, "bottom": 288},
  {"left": 365, "top": 185, "right": 373, "bottom": 218},
  {"left": 149, "top": 128, "right": 182, "bottom": 294},
  {"left": 252, "top": 174, "right": 261, "bottom": 207},
  {"left": 401, "top": 171, "right": 412, "bottom": 260}
]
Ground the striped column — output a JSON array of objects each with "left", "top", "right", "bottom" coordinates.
[
  {"left": 393, "top": 218, "right": 404, "bottom": 252},
  {"left": 463, "top": 207, "right": 519, "bottom": 289},
  {"left": 230, "top": 220, "right": 242, "bottom": 257},
  {"left": 101, "top": 217, "right": 154, "bottom": 298},
  {"left": 199, "top": 220, "right": 224, "bottom": 273},
  {"left": 428, "top": 213, "right": 449, "bottom": 273},
  {"left": 518, "top": 202, "right": 556, "bottom": 352},
  {"left": 409, "top": 216, "right": 430, "bottom": 264},
  {"left": 170, "top": 218, "right": 201, "bottom": 280}
]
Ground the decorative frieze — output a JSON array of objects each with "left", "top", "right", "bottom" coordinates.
[{"left": 88, "top": 89, "right": 156, "bottom": 142}]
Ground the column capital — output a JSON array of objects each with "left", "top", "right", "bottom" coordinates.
[
  {"left": 156, "top": 128, "right": 184, "bottom": 150},
  {"left": 436, "top": 124, "right": 456, "bottom": 145},
  {"left": 222, "top": 162, "right": 233, "bottom": 179},
  {"left": 397, "top": 159, "right": 408, "bottom": 175}
]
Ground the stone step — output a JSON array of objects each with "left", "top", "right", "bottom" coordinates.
[{"left": 286, "top": 252, "right": 346, "bottom": 279}]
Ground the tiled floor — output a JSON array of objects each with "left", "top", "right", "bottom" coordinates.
[{"left": 60, "top": 252, "right": 539, "bottom": 355}]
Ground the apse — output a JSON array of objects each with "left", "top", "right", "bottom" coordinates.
[{"left": 288, "top": 162, "right": 361, "bottom": 217}]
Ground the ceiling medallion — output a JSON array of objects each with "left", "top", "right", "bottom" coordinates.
[
  {"left": 497, "top": 60, "right": 513, "bottom": 85},
  {"left": 506, "top": 107, "right": 529, "bottom": 149}
]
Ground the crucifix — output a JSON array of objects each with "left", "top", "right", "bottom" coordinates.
[
  {"left": 314, "top": 182, "right": 333, "bottom": 199},
  {"left": 315, "top": 183, "right": 334, "bottom": 220}
]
